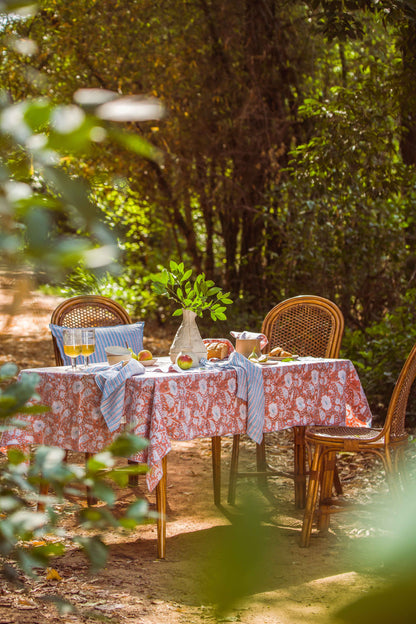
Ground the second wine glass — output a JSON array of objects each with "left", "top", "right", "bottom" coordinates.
[{"left": 81, "top": 328, "right": 96, "bottom": 368}]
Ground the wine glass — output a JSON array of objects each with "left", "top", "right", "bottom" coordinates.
[
  {"left": 62, "top": 328, "right": 82, "bottom": 370},
  {"left": 81, "top": 328, "right": 96, "bottom": 368}
]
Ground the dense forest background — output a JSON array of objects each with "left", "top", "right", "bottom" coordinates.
[{"left": 2, "top": 0, "right": 416, "bottom": 414}]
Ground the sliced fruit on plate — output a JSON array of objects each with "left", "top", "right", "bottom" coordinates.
[{"left": 248, "top": 352, "right": 269, "bottom": 364}]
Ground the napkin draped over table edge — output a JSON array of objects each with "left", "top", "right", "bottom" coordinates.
[
  {"left": 94, "top": 359, "right": 145, "bottom": 432},
  {"left": 201, "top": 350, "right": 265, "bottom": 444}
]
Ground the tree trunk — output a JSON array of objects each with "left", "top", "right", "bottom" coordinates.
[{"left": 400, "top": 20, "right": 416, "bottom": 166}]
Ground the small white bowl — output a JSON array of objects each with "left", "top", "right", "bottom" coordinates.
[{"left": 105, "top": 346, "right": 132, "bottom": 366}]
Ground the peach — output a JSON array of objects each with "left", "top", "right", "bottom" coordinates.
[{"left": 137, "top": 349, "right": 153, "bottom": 361}]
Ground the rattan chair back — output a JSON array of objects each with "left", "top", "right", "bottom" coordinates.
[
  {"left": 383, "top": 341, "right": 416, "bottom": 443},
  {"left": 261, "top": 295, "right": 344, "bottom": 359},
  {"left": 51, "top": 295, "right": 132, "bottom": 366}
]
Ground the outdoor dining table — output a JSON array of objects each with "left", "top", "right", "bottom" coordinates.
[{"left": 1, "top": 355, "right": 372, "bottom": 559}]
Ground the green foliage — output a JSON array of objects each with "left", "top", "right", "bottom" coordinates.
[
  {"left": 272, "top": 29, "right": 416, "bottom": 327},
  {"left": 150, "top": 260, "right": 233, "bottom": 321},
  {"left": 46, "top": 264, "right": 159, "bottom": 319},
  {"left": 0, "top": 0, "right": 165, "bottom": 586},
  {"left": 0, "top": 365, "right": 150, "bottom": 581},
  {"left": 0, "top": 88, "right": 162, "bottom": 281},
  {"left": 342, "top": 289, "right": 416, "bottom": 420}
]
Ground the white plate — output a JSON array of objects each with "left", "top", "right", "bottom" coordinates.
[
  {"left": 268, "top": 354, "right": 299, "bottom": 361},
  {"left": 254, "top": 355, "right": 299, "bottom": 365},
  {"left": 141, "top": 358, "right": 158, "bottom": 367}
]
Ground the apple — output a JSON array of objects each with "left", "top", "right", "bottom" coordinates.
[
  {"left": 176, "top": 353, "right": 193, "bottom": 370},
  {"left": 137, "top": 349, "right": 153, "bottom": 361}
]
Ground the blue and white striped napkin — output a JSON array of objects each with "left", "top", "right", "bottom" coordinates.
[
  {"left": 202, "top": 350, "right": 265, "bottom": 443},
  {"left": 94, "top": 359, "right": 145, "bottom": 432}
]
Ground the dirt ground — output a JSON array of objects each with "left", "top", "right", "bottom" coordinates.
[{"left": 0, "top": 271, "right": 411, "bottom": 624}]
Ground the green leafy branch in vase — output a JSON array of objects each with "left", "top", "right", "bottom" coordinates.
[{"left": 150, "top": 261, "right": 233, "bottom": 320}]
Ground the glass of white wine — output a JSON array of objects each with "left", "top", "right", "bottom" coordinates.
[
  {"left": 81, "top": 328, "right": 96, "bottom": 368},
  {"left": 63, "top": 328, "right": 83, "bottom": 370}
]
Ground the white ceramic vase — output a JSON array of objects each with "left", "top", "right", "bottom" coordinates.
[{"left": 169, "top": 309, "right": 207, "bottom": 366}]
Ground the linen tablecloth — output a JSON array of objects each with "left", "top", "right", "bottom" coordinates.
[{"left": 1, "top": 357, "right": 372, "bottom": 491}]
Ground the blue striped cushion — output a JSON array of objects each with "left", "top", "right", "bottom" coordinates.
[{"left": 49, "top": 322, "right": 145, "bottom": 366}]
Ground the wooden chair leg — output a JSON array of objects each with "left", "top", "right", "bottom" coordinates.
[
  {"left": 228, "top": 434, "right": 240, "bottom": 505},
  {"left": 333, "top": 464, "right": 343, "bottom": 495},
  {"left": 156, "top": 455, "right": 167, "bottom": 559},
  {"left": 383, "top": 449, "right": 402, "bottom": 499},
  {"left": 317, "top": 450, "right": 336, "bottom": 533},
  {"left": 294, "top": 426, "right": 307, "bottom": 509},
  {"left": 300, "top": 444, "right": 324, "bottom": 547},
  {"left": 395, "top": 447, "right": 409, "bottom": 490},
  {"left": 211, "top": 436, "right": 221, "bottom": 506}
]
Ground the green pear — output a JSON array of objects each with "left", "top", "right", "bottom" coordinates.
[{"left": 128, "top": 347, "right": 138, "bottom": 360}]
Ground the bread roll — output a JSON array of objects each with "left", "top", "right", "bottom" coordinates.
[
  {"left": 270, "top": 346, "right": 292, "bottom": 358},
  {"left": 206, "top": 342, "right": 228, "bottom": 360}
]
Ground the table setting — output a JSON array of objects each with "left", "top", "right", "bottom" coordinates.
[
  {"left": 1, "top": 316, "right": 373, "bottom": 560},
  {"left": 1, "top": 330, "right": 372, "bottom": 487}
]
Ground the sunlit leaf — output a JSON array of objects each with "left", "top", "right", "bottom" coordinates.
[{"left": 45, "top": 567, "right": 63, "bottom": 581}]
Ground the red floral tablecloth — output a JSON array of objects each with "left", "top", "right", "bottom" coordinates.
[{"left": 1, "top": 357, "right": 372, "bottom": 491}]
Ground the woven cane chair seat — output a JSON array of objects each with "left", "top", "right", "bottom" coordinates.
[{"left": 307, "top": 426, "right": 382, "bottom": 442}]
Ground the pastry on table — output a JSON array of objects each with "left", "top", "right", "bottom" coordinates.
[{"left": 270, "top": 346, "right": 293, "bottom": 358}]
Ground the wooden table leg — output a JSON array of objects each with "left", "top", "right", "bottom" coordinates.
[
  {"left": 37, "top": 449, "right": 70, "bottom": 511},
  {"left": 155, "top": 455, "right": 167, "bottom": 559},
  {"left": 37, "top": 482, "right": 49, "bottom": 512},
  {"left": 228, "top": 434, "right": 239, "bottom": 505},
  {"left": 128, "top": 459, "right": 139, "bottom": 487},
  {"left": 294, "top": 426, "right": 307, "bottom": 509},
  {"left": 211, "top": 436, "right": 221, "bottom": 506},
  {"left": 256, "top": 438, "right": 267, "bottom": 488},
  {"left": 85, "top": 452, "right": 97, "bottom": 506}
]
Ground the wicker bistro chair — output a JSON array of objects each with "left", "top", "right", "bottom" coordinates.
[
  {"left": 301, "top": 345, "right": 416, "bottom": 547},
  {"left": 47, "top": 295, "right": 134, "bottom": 506},
  {"left": 50, "top": 295, "right": 132, "bottom": 365},
  {"left": 228, "top": 295, "right": 345, "bottom": 508},
  {"left": 300, "top": 341, "right": 416, "bottom": 547}
]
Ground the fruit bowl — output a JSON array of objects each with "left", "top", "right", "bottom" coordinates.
[{"left": 141, "top": 358, "right": 158, "bottom": 367}]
